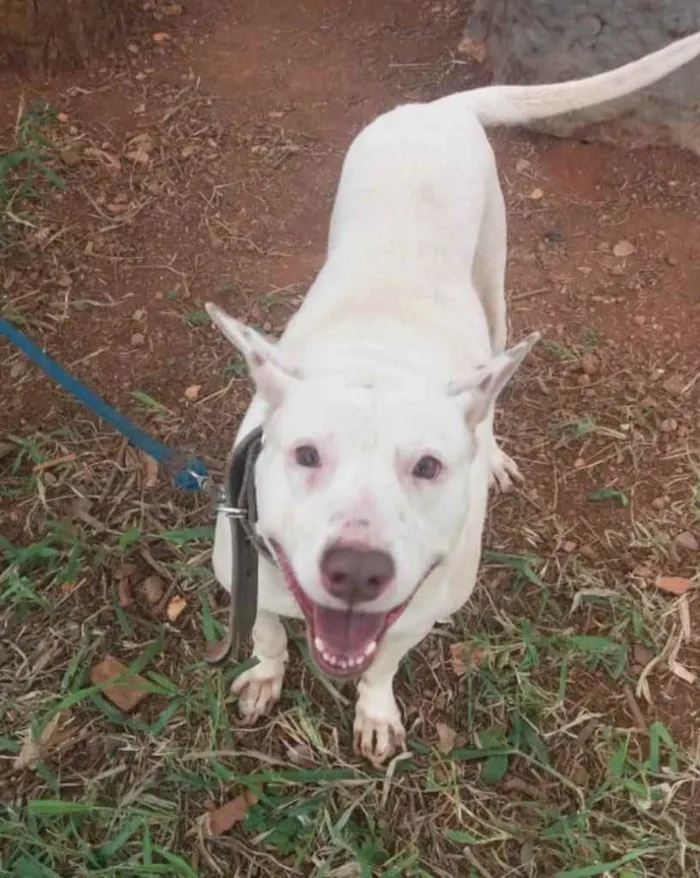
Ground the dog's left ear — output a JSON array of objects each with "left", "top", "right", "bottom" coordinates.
[
  {"left": 206, "top": 303, "right": 300, "bottom": 407},
  {"left": 450, "top": 332, "right": 540, "bottom": 429}
]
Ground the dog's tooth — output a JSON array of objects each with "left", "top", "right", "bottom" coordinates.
[
  {"left": 314, "top": 636, "right": 325, "bottom": 652},
  {"left": 364, "top": 640, "right": 377, "bottom": 657}
]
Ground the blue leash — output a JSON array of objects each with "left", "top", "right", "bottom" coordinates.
[{"left": 0, "top": 318, "right": 208, "bottom": 492}]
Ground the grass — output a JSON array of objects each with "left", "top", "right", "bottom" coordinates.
[
  {"left": 0, "top": 100, "right": 64, "bottom": 248},
  {"left": 2, "top": 425, "right": 699, "bottom": 877}
]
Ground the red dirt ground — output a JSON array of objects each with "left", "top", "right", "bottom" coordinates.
[{"left": 1, "top": 0, "right": 699, "bottom": 870}]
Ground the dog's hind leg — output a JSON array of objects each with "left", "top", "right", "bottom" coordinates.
[
  {"left": 230, "top": 609, "right": 288, "bottom": 724},
  {"left": 472, "top": 176, "right": 523, "bottom": 492}
]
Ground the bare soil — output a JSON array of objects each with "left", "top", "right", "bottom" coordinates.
[{"left": 1, "top": 0, "right": 699, "bottom": 875}]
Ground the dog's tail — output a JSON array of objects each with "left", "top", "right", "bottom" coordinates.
[{"left": 447, "top": 30, "right": 700, "bottom": 127}]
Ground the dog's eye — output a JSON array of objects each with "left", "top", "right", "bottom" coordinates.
[
  {"left": 412, "top": 455, "right": 442, "bottom": 480},
  {"left": 295, "top": 445, "right": 321, "bottom": 468}
]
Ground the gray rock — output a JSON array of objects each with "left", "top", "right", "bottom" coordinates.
[{"left": 462, "top": 0, "right": 700, "bottom": 153}]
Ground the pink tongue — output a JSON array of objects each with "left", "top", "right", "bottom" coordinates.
[{"left": 312, "top": 603, "right": 386, "bottom": 656}]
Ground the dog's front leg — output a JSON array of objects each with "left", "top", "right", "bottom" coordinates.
[
  {"left": 354, "top": 626, "right": 431, "bottom": 767},
  {"left": 231, "top": 609, "right": 288, "bottom": 724}
]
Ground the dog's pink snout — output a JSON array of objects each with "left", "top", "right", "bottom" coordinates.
[{"left": 320, "top": 545, "right": 395, "bottom": 603}]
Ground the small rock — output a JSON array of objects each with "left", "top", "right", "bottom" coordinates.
[
  {"left": 562, "top": 540, "right": 578, "bottom": 553},
  {"left": 659, "top": 418, "right": 678, "bottom": 433},
  {"left": 132, "top": 308, "right": 146, "bottom": 322},
  {"left": 131, "top": 332, "right": 146, "bottom": 347},
  {"left": 528, "top": 187, "right": 544, "bottom": 200},
  {"left": 10, "top": 360, "right": 28, "bottom": 380},
  {"left": 515, "top": 158, "right": 531, "bottom": 172},
  {"left": 142, "top": 574, "right": 165, "bottom": 605},
  {"left": 633, "top": 315, "right": 646, "bottom": 326},
  {"left": 580, "top": 352, "right": 600, "bottom": 375},
  {"left": 663, "top": 374, "right": 686, "bottom": 396},
  {"left": 545, "top": 229, "right": 564, "bottom": 243},
  {"left": 184, "top": 384, "right": 201, "bottom": 401},
  {"left": 675, "top": 531, "right": 698, "bottom": 553},
  {"left": 651, "top": 496, "right": 667, "bottom": 511},
  {"left": 574, "top": 457, "right": 585, "bottom": 468},
  {"left": 456, "top": 36, "right": 488, "bottom": 63},
  {"left": 633, "top": 644, "right": 655, "bottom": 666},
  {"left": 577, "top": 373, "right": 591, "bottom": 387},
  {"left": 59, "top": 146, "right": 82, "bottom": 167},
  {"left": 613, "top": 240, "right": 636, "bottom": 258},
  {"left": 666, "top": 254, "right": 679, "bottom": 266}
]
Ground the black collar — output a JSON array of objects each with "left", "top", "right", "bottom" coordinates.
[{"left": 204, "top": 427, "right": 274, "bottom": 665}]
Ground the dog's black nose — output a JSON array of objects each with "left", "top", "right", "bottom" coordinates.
[{"left": 320, "top": 545, "right": 395, "bottom": 603}]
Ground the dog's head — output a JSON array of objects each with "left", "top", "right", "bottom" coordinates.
[{"left": 208, "top": 303, "right": 538, "bottom": 678}]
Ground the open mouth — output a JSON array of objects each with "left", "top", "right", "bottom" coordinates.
[{"left": 270, "top": 540, "right": 436, "bottom": 679}]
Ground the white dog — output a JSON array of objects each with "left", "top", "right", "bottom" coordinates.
[{"left": 207, "top": 32, "right": 700, "bottom": 765}]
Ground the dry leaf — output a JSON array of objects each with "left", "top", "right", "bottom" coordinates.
[
  {"left": 90, "top": 655, "right": 150, "bottom": 712},
  {"left": 126, "top": 148, "right": 150, "bottom": 165},
  {"left": 142, "top": 574, "right": 165, "bottom": 606},
  {"left": 83, "top": 146, "right": 122, "bottom": 171},
  {"left": 166, "top": 594, "right": 187, "bottom": 621},
  {"left": 114, "top": 561, "right": 138, "bottom": 580},
  {"left": 436, "top": 722, "right": 457, "bottom": 754},
  {"left": 14, "top": 712, "right": 64, "bottom": 771},
  {"left": 202, "top": 789, "right": 258, "bottom": 837},
  {"left": 613, "top": 239, "right": 636, "bottom": 257},
  {"left": 450, "top": 641, "right": 480, "bottom": 675},
  {"left": 117, "top": 577, "right": 133, "bottom": 608},
  {"left": 675, "top": 531, "right": 698, "bottom": 553},
  {"left": 163, "top": 3, "right": 183, "bottom": 14},
  {"left": 152, "top": 31, "right": 169, "bottom": 41},
  {"left": 183, "top": 384, "right": 201, "bottom": 401},
  {"left": 655, "top": 576, "right": 693, "bottom": 596},
  {"left": 528, "top": 187, "right": 544, "bottom": 200},
  {"left": 142, "top": 452, "right": 159, "bottom": 488}
]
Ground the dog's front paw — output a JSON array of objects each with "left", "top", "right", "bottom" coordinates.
[
  {"left": 353, "top": 680, "right": 406, "bottom": 767},
  {"left": 231, "top": 653, "right": 287, "bottom": 725},
  {"left": 488, "top": 443, "right": 523, "bottom": 493}
]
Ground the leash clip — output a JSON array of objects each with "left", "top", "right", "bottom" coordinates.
[{"left": 217, "top": 504, "right": 248, "bottom": 520}]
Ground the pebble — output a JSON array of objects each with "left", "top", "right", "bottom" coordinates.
[{"left": 581, "top": 352, "right": 600, "bottom": 375}]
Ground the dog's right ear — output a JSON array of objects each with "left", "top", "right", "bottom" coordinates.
[{"left": 206, "top": 303, "right": 300, "bottom": 407}]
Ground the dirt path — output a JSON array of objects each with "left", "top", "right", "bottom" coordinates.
[{"left": 1, "top": 1, "right": 699, "bottom": 875}]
